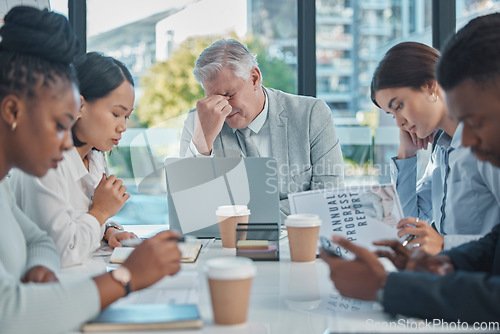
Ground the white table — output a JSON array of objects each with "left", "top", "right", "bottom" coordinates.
[{"left": 62, "top": 226, "right": 466, "bottom": 334}]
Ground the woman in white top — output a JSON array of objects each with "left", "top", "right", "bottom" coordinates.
[
  {"left": 10, "top": 52, "right": 138, "bottom": 267},
  {"left": 0, "top": 6, "right": 181, "bottom": 334},
  {"left": 371, "top": 42, "right": 500, "bottom": 254}
]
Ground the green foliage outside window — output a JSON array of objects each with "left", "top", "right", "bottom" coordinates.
[{"left": 135, "top": 35, "right": 296, "bottom": 127}]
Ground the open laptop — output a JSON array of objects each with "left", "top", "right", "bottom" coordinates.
[{"left": 165, "top": 157, "right": 280, "bottom": 238}]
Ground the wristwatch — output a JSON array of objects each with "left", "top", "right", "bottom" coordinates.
[
  {"left": 111, "top": 266, "right": 131, "bottom": 296},
  {"left": 103, "top": 221, "right": 124, "bottom": 241}
]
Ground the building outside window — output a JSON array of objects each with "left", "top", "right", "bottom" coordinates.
[
  {"left": 48, "top": 0, "right": 500, "bottom": 226},
  {"left": 86, "top": 0, "right": 298, "bottom": 225}
]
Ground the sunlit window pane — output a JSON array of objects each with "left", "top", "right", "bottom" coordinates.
[
  {"left": 317, "top": 0, "right": 432, "bottom": 184},
  {"left": 49, "top": 0, "right": 67, "bottom": 17},
  {"left": 456, "top": 0, "right": 500, "bottom": 29}
]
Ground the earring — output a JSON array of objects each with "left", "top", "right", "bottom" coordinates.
[
  {"left": 11, "top": 121, "right": 17, "bottom": 132},
  {"left": 432, "top": 92, "right": 438, "bottom": 102}
]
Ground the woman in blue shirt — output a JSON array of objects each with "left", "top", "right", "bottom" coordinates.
[{"left": 371, "top": 42, "right": 500, "bottom": 254}]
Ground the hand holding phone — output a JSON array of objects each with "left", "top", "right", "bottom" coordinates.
[
  {"left": 319, "top": 236, "right": 341, "bottom": 257},
  {"left": 319, "top": 236, "right": 355, "bottom": 260}
]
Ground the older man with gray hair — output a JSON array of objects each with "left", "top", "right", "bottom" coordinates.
[{"left": 180, "top": 39, "right": 344, "bottom": 222}]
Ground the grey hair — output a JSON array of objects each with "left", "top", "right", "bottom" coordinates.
[{"left": 193, "top": 39, "right": 259, "bottom": 85}]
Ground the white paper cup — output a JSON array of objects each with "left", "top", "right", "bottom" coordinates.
[
  {"left": 205, "top": 257, "right": 256, "bottom": 325},
  {"left": 216, "top": 205, "right": 251, "bottom": 217},
  {"left": 216, "top": 205, "right": 251, "bottom": 248},
  {"left": 285, "top": 214, "right": 322, "bottom": 262}
]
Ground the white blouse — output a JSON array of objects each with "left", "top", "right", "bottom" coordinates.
[
  {"left": 0, "top": 178, "right": 100, "bottom": 334},
  {"left": 9, "top": 147, "right": 107, "bottom": 268}
]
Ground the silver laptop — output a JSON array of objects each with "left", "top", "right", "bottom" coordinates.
[{"left": 165, "top": 157, "right": 280, "bottom": 238}]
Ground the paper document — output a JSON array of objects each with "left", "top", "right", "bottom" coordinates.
[{"left": 289, "top": 184, "right": 404, "bottom": 256}]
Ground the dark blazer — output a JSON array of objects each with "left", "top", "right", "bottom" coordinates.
[{"left": 383, "top": 223, "right": 500, "bottom": 322}]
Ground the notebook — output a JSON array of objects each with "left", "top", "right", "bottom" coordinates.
[
  {"left": 110, "top": 243, "right": 202, "bottom": 264},
  {"left": 81, "top": 303, "right": 202, "bottom": 332},
  {"left": 165, "top": 157, "right": 280, "bottom": 238}
]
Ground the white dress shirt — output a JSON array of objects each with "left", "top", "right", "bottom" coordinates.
[
  {"left": 186, "top": 89, "right": 271, "bottom": 157},
  {"left": 9, "top": 147, "right": 106, "bottom": 268}
]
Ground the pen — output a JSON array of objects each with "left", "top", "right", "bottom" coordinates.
[
  {"left": 402, "top": 234, "right": 416, "bottom": 247},
  {"left": 401, "top": 217, "right": 418, "bottom": 247},
  {"left": 102, "top": 151, "right": 110, "bottom": 177}
]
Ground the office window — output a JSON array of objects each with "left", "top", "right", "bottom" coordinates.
[
  {"left": 86, "top": 0, "right": 298, "bottom": 226},
  {"left": 49, "top": 0, "right": 67, "bottom": 16},
  {"left": 56, "top": 0, "right": 500, "bottom": 226},
  {"left": 316, "top": 0, "right": 432, "bottom": 184},
  {"left": 456, "top": 0, "right": 500, "bottom": 29}
]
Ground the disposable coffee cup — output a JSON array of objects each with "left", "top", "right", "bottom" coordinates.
[
  {"left": 285, "top": 214, "right": 322, "bottom": 262},
  {"left": 216, "top": 205, "right": 250, "bottom": 248},
  {"left": 205, "top": 257, "right": 257, "bottom": 325}
]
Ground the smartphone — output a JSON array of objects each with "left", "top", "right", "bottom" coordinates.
[
  {"left": 319, "top": 236, "right": 341, "bottom": 257},
  {"left": 319, "top": 236, "right": 355, "bottom": 260}
]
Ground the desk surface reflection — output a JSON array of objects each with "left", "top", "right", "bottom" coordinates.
[{"left": 61, "top": 225, "right": 451, "bottom": 334}]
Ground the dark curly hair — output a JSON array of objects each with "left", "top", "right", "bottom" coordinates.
[{"left": 0, "top": 6, "right": 80, "bottom": 101}]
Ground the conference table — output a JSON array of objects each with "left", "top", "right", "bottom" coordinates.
[{"left": 62, "top": 225, "right": 466, "bottom": 334}]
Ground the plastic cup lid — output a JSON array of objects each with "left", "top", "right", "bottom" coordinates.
[
  {"left": 205, "top": 257, "right": 256, "bottom": 280},
  {"left": 285, "top": 214, "right": 322, "bottom": 227},
  {"left": 216, "top": 205, "right": 250, "bottom": 217}
]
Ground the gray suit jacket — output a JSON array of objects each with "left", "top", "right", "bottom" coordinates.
[{"left": 180, "top": 87, "right": 344, "bottom": 222}]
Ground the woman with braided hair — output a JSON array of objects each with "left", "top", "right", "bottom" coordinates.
[
  {"left": 0, "top": 7, "right": 181, "bottom": 334},
  {"left": 10, "top": 52, "right": 139, "bottom": 268}
]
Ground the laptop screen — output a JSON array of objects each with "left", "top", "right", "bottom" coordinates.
[{"left": 165, "top": 157, "right": 279, "bottom": 238}]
